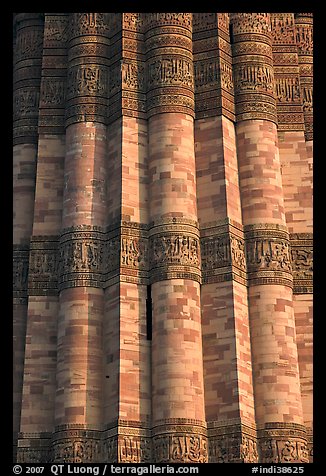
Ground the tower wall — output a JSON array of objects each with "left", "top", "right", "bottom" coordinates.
[{"left": 13, "top": 12, "right": 313, "bottom": 464}]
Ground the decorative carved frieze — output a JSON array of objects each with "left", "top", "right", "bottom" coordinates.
[
  {"left": 13, "top": 246, "right": 30, "bottom": 300},
  {"left": 152, "top": 421, "right": 208, "bottom": 463},
  {"left": 65, "top": 13, "right": 110, "bottom": 126},
  {"left": 270, "top": 14, "right": 295, "bottom": 44},
  {"left": 145, "top": 34, "right": 191, "bottom": 54},
  {"left": 201, "top": 233, "right": 246, "bottom": 283},
  {"left": 123, "top": 13, "right": 144, "bottom": 32},
  {"left": 147, "top": 57, "right": 193, "bottom": 89},
  {"left": 121, "top": 61, "right": 145, "bottom": 91},
  {"left": 17, "top": 225, "right": 311, "bottom": 295},
  {"left": 193, "top": 18, "right": 234, "bottom": 119},
  {"left": 28, "top": 237, "right": 59, "bottom": 295},
  {"left": 193, "top": 13, "right": 217, "bottom": 33},
  {"left": 43, "top": 14, "right": 68, "bottom": 46},
  {"left": 294, "top": 14, "right": 313, "bottom": 140},
  {"left": 302, "top": 85, "right": 313, "bottom": 112},
  {"left": 149, "top": 220, "right": 201, "bottom": 284},
  {"left": 66, "top": 65, "right": 108, "bottom": 99},
  {"left": 14, "top": 26, "right": 44, "bottom": 62},
  {"left": 13, "top": 14, "right": 44, "bottom": 144},
  {"left": 290, "top": 233, "right": 313, "bottom": 293},
  {"left": 102, "top": 435, "right": 118, "bottom": 462},
  {"left": 244, "top": 225, "right": 292, "bottom": 287},
  {"left": 200, "top": 221, "right": 246, "bottom": 285},
  {"left": 231, "top": 13, "right": 271, "bottom": 36},
  {"left": 194, "top": 59, "right": 219, "bottom": 90},
  {"left": 58, "top": 227, "right": 104, "bottom": 289},
  {"left": 208, "top": 422, "right": 259, "bottom": 463},
  {"left": 275, "top": 77, "right": 301, "bottom": 102},
  {"left": 258, "top": 423, "right": 308, "bottom": 463},
  {"left": 13, "top": 88, "right": 40, "bottom": 121},
  {"left": 231, "top": 13, "right": 278, "bottom": 123},
  {"left": 271, "top": 13, "right": 305, "bottom": 131},
  {"left": 52, "top": 429, "right": 102, "bottom": 463},
  {"left": 145, "top": 13, "right": 192, "bottom": 30},
  {"left": 118, "top": 435, "right": 152, "bottom": 463},
  {"left": 145, "top": 13, "right": 194, "bottom": 117},
  {"left": 17, "top": 432, "right": 52, "bottom": 463},
  {"left": 69, "top": 13, "right": 110, "bottom": 38},
  {"left": 40, "top": 78, "right": 66, "bottom": 107},
  {"left": 146, "top": 94, "right": 194, "bottom": 117},
  {"left": 234, "top": 64, "right": 274, "bottom": 94},
  {"left": 39, "top": 9, "right": 68, "bottom": 137},
  {"left": 295, "top": 24, "right": 313, "bottom": 56}
]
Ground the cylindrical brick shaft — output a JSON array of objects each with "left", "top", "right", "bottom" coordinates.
[
  {"left": 13, "top": 13, "right": 44, "bottom": 462},
  {"left": 145, "top": 13, "right": 207, "bottom": 463},
  {"left": 231, "top": 13, "right": 308, "bottom": 462},
  {"left": 53, "top": 13, "right": 110, "bottom": 463}
]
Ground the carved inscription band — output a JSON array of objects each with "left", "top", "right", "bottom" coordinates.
[
  {"left": 230, "top": 13, "right": 277, "bottom": 123},
  {"left": 14, "top": 227, "right": 312, "bottom": 294},
  {"left": 152, "top": 421, "right": 208, "bottom": 463},
  {"left": 245, "top": 225, "right": 293, "bottom": 287},
  {"left": 13, "top": 14, "right": 44, "bottom": 144},
  {"left": 208, "top": 423, "right": 259, "bottom": 463},
  {"left": 14, "top": 13, "right": 313, "bottom": 129},
  {"left": 13, "top": 246, "right": 29, "bottom": 302},
  {"left": 201, "top": 221, "right": 246, "bottom": 285},
  {"left": 258, "top": 423, "right": 309, "bottom": 463},
  {"left": 290, "top": 233, "right": 313, "bottom": 294},
  {"left": 19, "top": 422, "right": 208, "bottom": 463}
]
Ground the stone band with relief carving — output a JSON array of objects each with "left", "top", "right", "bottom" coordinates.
[
  {"left": 244, "top": 224, "right": 293, "bottom": 287},
  {"left": 258, "top": 423, "right": 308, "bottom": 463},
  {"left": 13, "top": 245, "right": 30, "bottom": 301},
  {"left": 52, "top": 428, "right": 102, "bottom": 463},
  {"left": 65, "top": 13, "right": 110, "bottom": 126},
  {"left": 25, "top": 225, "right": 309, "bottom": 292},
  {"left": 201, "top": 221, "right": 246, "bottom": 285},
  {"left": 13, "top": 14, "right": 44, "bottom": 144},
  {"left": 295, "top": 14, "right": 313, "bottom": 140},
  {"left": 152, "top": 420, "right": 208, "bottom": 463},
  {"left": 208, "top": 422, "right": 258, "bottom": 463},
  {"left": 145, "top": 13, "right": 194, "bottom": 117},
  {"left": 231, "top": 13, "right": 277, "bottom": 123},
  {"left": 290, "top": 233, "right": 313, "bottom": 294},
  {"left": 16, "top": 432, "right": 52, "bottom": 463},
  {"left": 58, "top": 226, "right": 105, "bottom": 289},
  {"left": 28, "top": 237, "right": 59, "bottom": 295},
  {"left": 103, "top": 421, "right": 152, "bottom": 463},
  {"left": 149, "top": 221, "right": 201, "bottom": 284}
]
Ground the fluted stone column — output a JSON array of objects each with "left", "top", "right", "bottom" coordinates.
[
  {"left": 13, "top": 13, "right": 44, "bottom": 463},
  {"left": 273, "top": 12, "right": 313, "bottom": 460},
  {"left": 17, "top": 14, "right": 69, "bottom": 464},
  {"left": 293, "top": 18, "right": 313, "bottom": 404},
  {"left": 102, "top": 13, "right": 152, "bottom": 463},
  {"left": 193, "top": 13, "right": 258, "bottom": 463},
  {"left": 231, "top": 13, "right": 308, "bottom": 463},
  {"left": 53, "top": 13, "right": 110, "bottom": 462},
  {"left": 145, "top": 13, "right": 207, "bottom": 463}
]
